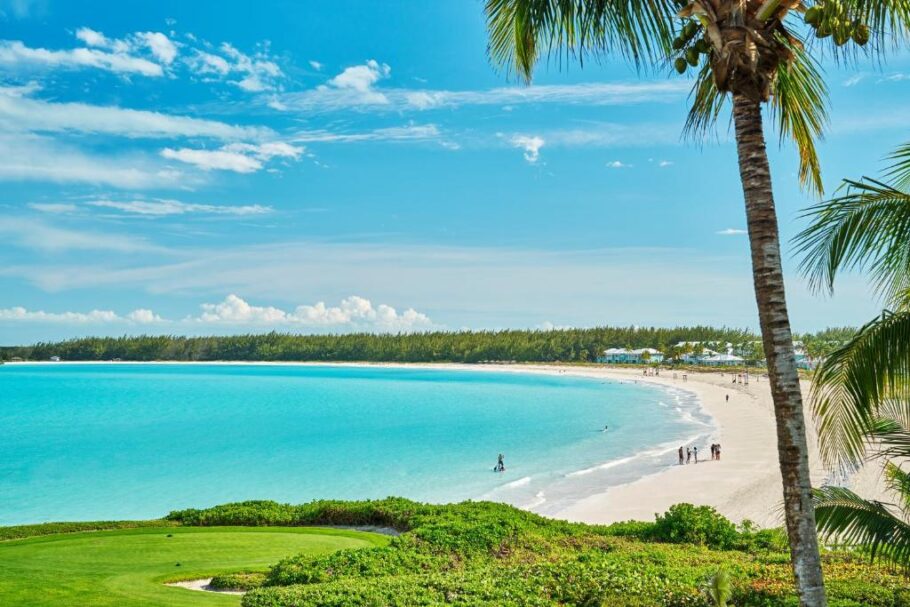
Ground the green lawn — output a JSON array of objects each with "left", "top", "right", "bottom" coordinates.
[{"left": 0, "top": 526, "right": 388, "bottom": 607}]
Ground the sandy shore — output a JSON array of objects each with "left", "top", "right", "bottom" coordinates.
[{"left": 9, "top": 360, "right": 890, "bottom": 528}]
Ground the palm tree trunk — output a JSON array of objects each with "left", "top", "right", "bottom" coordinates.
[{"left": 732, "top": 93, "right": 828, "bottom": 607}]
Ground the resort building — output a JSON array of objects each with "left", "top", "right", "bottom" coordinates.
[
  {"left": 698, "top": 353, "right": 745, "bottom": 367},
  {"left": 599, "top": 347, "right": 664, "bottom": 364}
]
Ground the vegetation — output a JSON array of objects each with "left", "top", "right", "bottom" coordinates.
[
  {"left": 164, "top": 498, "right": 909, "bottom": 607},
  {"left": 796, "top": 141, "right": 910, "bottom": 570},
  {"left": 0, "top": 326, "right": 853, "bottom": 364},
  {"left": 482, "top": 1, "right": 910, "bottom": 603},
  {"left": 0, "top": 525, "right": 385, "bottom": 607}
]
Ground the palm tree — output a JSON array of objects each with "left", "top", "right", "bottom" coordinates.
[
  {"left": 484, "top": 2, "right": 910, "bottom": 604},
  {"left": 794, "top": 142, "right": 910, "bottom": 567}
]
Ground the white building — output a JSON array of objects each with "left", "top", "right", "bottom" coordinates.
[
  {"left": 599, "top": 347, "right": 664, "bottom": 364},
  {"left": 698, "top": 353, "right": 744, "bottom": 367}
]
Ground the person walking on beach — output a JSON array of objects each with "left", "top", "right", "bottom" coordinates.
[
  {"left": 686, "top": 448, "right": 692, "bottom": 464},
  {"left": 725, "top": 394, "right": 730, "bottom": 403},
  {"left": 678, "top": 446, "right": 684, "bottom": 465},
  {"left": 693, "top": 446, "right": 699, "bottom": 463},
  {"left": 710, "top": 444, "right": 716, "bottom": 460},
  {"left": 715, "top": 444, "right": 721, "bottom": 461}
]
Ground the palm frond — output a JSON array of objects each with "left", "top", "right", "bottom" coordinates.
[
  {"left": 683, "top": 61, "right": 729, "bottom": 142},
  {"left": 484, "top": 0, "right": 675, "bottom": 82},
  {"left": 813, "top": 485, "right": 910, "bottom": 566},
  {"left": 793, "top": 172, "right": 910, "bottom": 300},
  {"left": 809, "top": 310, "right": 910, "bottom": 471},
  {"left": 884, "top": 462, "right": 910, "bottom": 516},
  {"left": 867, "top": 417, "right": 910, "bottom": 463},
  {"left": 769, "top": 41, "right": 829, "bottom": 195},
  {"left": 885, "top": 141, "right": 910, "bottom": 191}
]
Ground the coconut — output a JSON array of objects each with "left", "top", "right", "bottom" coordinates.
[
  {"left": 685, "top": 48, "right": 699, "bottom": 66},
  {"left": 853, "top": 23, "right": 870, "bottom": 46},
  {"left": 682, "top": 21, "right": 699, "bottom": 40},
  {"left": 804, "top": 6, "right": 822, "bottom": 26},
  {"left": 672, "top": 36, "right": 685, "bottom": 50},
  {"left": 833, "top": 26, "right": 851, "bottom": 46},
  {"left": 674, "top": 57, "right": 688, "bottom": 74}
]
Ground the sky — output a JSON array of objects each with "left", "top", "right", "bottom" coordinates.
[{"left": 0, "top": 0, "right": 908, "bottom": 344}]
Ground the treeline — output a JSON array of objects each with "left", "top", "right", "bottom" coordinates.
[
  {"left": 3, "top": 326, "right": 761, "bottom": 363},
  {"left": 1, "top": 326, "right": 857, "bottom": 364}
]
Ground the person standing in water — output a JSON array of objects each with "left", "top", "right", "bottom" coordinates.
[
  {"left": 715, "top": 444, "right": 721, "bottom": 461},
  {"left": 495, "top": 453, "right": 505, "bottom": 472},
  {"left": 686, "top": 448, "right": 692, "bottom": 464},
  {"left": 693, "top": 446, "right": 699, "bottom": 463},
  {"left": 678, "top": 446, "right": 684, "bottom": 465}
]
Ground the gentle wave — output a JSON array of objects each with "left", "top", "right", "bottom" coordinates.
[{"left": 502, "top": 476, "right": 532, "bottom": 489}]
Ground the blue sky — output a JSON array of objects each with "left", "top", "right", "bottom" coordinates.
[{"left": 0, "top": 0, "right": 908, "bottom": 344}]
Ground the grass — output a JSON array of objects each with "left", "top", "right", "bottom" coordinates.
[{"left": 0, "top": 525, "right": 388, "bottom": 607}]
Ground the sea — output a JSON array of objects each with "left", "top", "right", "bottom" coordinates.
[{"left": 0, "top": 363, "right": 714, "bottom": 525}]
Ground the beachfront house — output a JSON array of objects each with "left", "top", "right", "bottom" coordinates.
[
  {"left": 599, "top": 347, "right": 664, "bottom": 364},
  {"left": 698, "top": 353, "right": 745, "bottom": 367}
]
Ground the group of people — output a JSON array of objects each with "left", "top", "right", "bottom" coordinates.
[{"left": 677, "top": 443, "right": 721, "bottom": 464}]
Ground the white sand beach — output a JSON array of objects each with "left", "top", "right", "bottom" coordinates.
[{"left": 435, "top": 363, "right": 889, "bottom": 528}]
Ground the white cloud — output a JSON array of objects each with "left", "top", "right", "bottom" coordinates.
[
  {"left": 0, "top": 217, "right": 161, "bottom": 252},
  {"left": 75, "top": 27, "right": 109, "bottom": 48},
  {"left": 313, "top": 59, "right": 392, "bottom": 106},
  {"left": 211, "top": 42, "right": 283, "bottom": 92},
  {"left": 161, "top": 141, "right": 302, "bottom": 173},
  {"left": 0, "top": 86, "right": 269, "bottom": 139},
  {"left": 189, "top": 50, "right": 231, "bottom": 75},
  {"left": 509, "top": 134, "right": 544, "bottom": 164},
  {"left": 292, "top": 123, "right": 442, "bottom": 144},
  {"left": 843, "top": 74, "right": 865, "bottom": 87},
  {"left": 658, "top": 160, "right": 673, "bottom": 167},
  {"left": 0, "top": 40, "right": 163, "bottom": 76},
  {"left": 195, "top": 294, "right": 432, "bottom": 330},
  {"left": 0, "top": 133, "right": 188, "bottom": 188},
  {"left": 87, "top": 198, "right": 271, "bottom": 216},
  {"left": 0, "top": 305, "right": 163, "bottom": 324},
  {"left": 308, "top": 60, "right": 323, "bottom": 71},
  {"left": 161, "top": 148, "right": 260, "bottom": 173},
  {"left": 0, "top": 0, "right": 43, "bottom": 19},
  {"left": 329, "top": 59, "right": 390, "bottom": 92},
  {"left": 28, "top": 202, "right": 76, "bottom": 213},
  {"left": 126, "top": 308, "right": 163, "bottom": 323},
  {"left": 607, "top": 160, "right": 631, "bottom": 168},
  {"left": 275, "top": 79, "right": 688, "bottom": 113},
  {"left": 717, "top": 228, "right": 747, "bottom": 235},
  {"left": 137, "top": 31, "right": 177, "bottom": 65}
]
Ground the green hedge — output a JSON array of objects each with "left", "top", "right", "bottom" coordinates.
[
  {"left": 168, "top": 499, "right": 910, "bottom": 607},
  {"left": 0, "top": 519, "right": 174, "bottom": 541},
  {"left": 209, "top": 572, "right": 267, "bottom": 592}
]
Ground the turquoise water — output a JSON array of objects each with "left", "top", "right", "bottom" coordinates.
[{"left": 0, "top": 364, "right": 713, "bottom": 525}]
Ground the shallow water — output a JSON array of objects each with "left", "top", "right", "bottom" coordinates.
[{"left": 0, "top": 364, "right": 713, "bottom": 525}]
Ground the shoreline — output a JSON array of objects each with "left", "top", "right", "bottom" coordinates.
[{"left": 3, "top": 360, "right": 886, "bottom": 528}]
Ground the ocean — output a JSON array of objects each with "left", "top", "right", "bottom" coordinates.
[{"left": 0, "top": 363, "right": 713, "bottom": 525}]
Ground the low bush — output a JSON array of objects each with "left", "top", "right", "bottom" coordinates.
[
  {"left": 170, "top": 499, "right": 910, "bottom": 607},
  {"left": 0, "top": 519, "right": 173, "bottom": 541},
  {"left": 209, "top": 572, "right": 267, "bottom": 591},
  {"left": 652, "top": 504, "right": 739, "bottom": 549}
]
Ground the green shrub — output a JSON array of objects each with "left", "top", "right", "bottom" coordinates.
[
  {"left": 169, "top": 498, "right": 910, "bottom": 607},
  {"left": 652, "top": 504, "right": 739, "bottom": 549},
  {"left": 209, "top": 572, "right": 267, "bottom": 591},
  {"left": 0, "top": 519, "right": 173, "bottom": 541}
]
